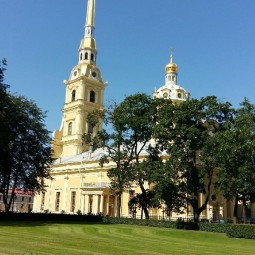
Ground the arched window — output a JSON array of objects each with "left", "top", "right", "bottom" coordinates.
[
  {"left": 91, "top": 53, "right": 94, "bottom": 61},
  {"left": 68, "top": 122, "right": 73, "bottom": 135},
  {"left": 90, "top": 90, "right": 96, "bottom": 103},
  {"left": 80, "top": 53, "right": 83, "bottom": 60},
  {"left": 85, "top": 52, "right": 88, "bottom": 60},
  {"left": 71, "top": 90, "right": 76, "bottom": 102}
]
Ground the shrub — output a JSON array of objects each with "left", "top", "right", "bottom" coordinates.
[
  {"left": 198, "top": 222, "right": 231, "bottom": 233},
  {"left": 102, "top": 217, "right": 178, "bottom": 229},
  {"left": 184, "top": 222, "right": 199, "bottom": 230},
  {"left": 226, "top": 224, "right": 255, "bottom": 239}
]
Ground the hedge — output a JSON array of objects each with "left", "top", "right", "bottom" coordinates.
[
  {"left": 102, "top": 217, "right": 201, "bottom": 230},
  {"left": 226, "top": 224, "right": 255, "bottom": 239},
  {"left": 198, "top": 222, "right": 231, "bottom": 233}
]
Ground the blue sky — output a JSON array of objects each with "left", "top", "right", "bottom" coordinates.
[{"left": 1, "top": 0, "right": 255, "bottom": 132}]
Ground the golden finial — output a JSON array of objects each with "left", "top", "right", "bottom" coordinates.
[{"left": 165, "top": 48, "right": 178, "bottom": 73}]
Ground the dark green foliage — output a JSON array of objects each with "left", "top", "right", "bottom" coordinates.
[
  {"left": 89, "top": 94, "right": 161, "bottom": 219},
  {"left": 0, "top": 60, "right": 52, "bottom": 212},
  {"left": 198, "top": 222, "right": 231, "bottom": 233},
  {"left": 213, "top": 98, "right": 255, "bottom": 223},
  {"left": 102, "top": 217, "right": 178, "bottom": 229},
  {"left": 0, "top": 58, "right": 9, "bottom": 93},
  {"left": 154, "top": 96, "right": 233, "bottom": 222},
  {"left": 226, "top": 224, "right": 255, "bottom": 239}
]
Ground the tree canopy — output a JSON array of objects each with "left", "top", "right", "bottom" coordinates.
[
  {"left": 0, "top": 59, "right": 52, "bottom": 212},
  {"left": 154, "top": 96, "right": 233, "bottom": 221},
  {"left": 86, "top": 93, "right": 160, "bottom": 218},
  {"left": 212, "top": 98, "right": 255, "bottom": 222}
]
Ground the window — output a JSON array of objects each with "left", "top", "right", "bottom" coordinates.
[
  {"left": 163, "top": 93, "right": 168, "bottom": 99},
  {"left": 20, "top": 204, "right": 24, "bottom": 209},
  {"left": 89, "top": 91, "right": 95, "bottom": 103},
  {"left": 177, "top": 93, "right": 182, "bottom": 98},
  {"left": 21, "top": 196, "right": 24, "bottom": 202},
  {"left": 29, "top": 197, "right": 32, "bottom": 203},
  {"left": 55, "top": 192, "right": 60, "bottom": 212},
  {"left": 128, "top": 190, "right": 135, "bottom": 215},
  {"left": 88, "top": 122, "right": 94, "bottom": 134},
  {"left": 89, "top": 195, "right": 93, "bottom": 214},
  {"left": 70, "top": 191, "right": 76, "bottom": 212},
  {"left": 41, "top": 192, "right": 45, "bottom": 211},
  {"left": 68, "top": 122, "right": 73, "bottom": 135},
  {"left": 80, "top": 53, "right": 83, "bottom": 60},
  {"left": 85, "top": 52, "right": 88, "bottom": 60},
  {"left": 91, "top": 53, "right": 94, "bottom": 61},
  {"left": 71, "top": 90, "right": 76, "bottom": 102}
]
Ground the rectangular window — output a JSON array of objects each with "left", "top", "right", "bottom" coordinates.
[
  {"left": 128, "top": 190, "right": 135, "bottom": 215},
  {"left": 70, "top": 191, "right": 76, "bottom": 213},
  {"left": 55, "top": 192, "right": 60, "bottom": 212},
  {"left": 41, "top": 192, "right": 45, "bottom": 211},
  {"left": 21, "top": 196, "right": 25, "bottom": 202}
]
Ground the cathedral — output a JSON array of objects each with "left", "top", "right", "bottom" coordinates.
[{"left": 33, "top": 0, "right": 253, "bottom": 221}]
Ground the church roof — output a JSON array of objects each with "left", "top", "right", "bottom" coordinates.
[{"left": 54, "top": 143, "right": 167, "bottom": 165}]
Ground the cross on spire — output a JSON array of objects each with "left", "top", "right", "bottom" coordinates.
[{"left": 170, "top": 48, "right": 174, "bottom": 63}]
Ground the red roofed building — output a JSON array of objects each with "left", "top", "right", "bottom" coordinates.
[{"left": 0, "top": 190, "right": 34, "bottom": 213}]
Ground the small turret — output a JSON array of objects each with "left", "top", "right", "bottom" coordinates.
[{"left": 153, "top": 49, "right": 189, "bottom": 103}]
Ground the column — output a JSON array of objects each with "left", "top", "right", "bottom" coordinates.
[
  {"left": 99, "top": 195, "right": 104, "bottom": 214},
  {"left": 106, "top": 195, "right": 110, "bottom": 215},
  {"left": 114, "top": 196, "right": 118, "bottom": 217},
  {"left": 33, "top": 195, "right": 37, "bottom": 212},
  {"left": 48, "top": 179, "right": 52, "bottom": 211},
  {"left": 93, "top": 195, "right": 99, "bottom": 214},
  {"left": 80, "top": 194, "right": 85, "bottom": 214},
  {"left": 219, "top": 206, "right": 224, "bottom": 221},
  {"left": 84, "top": 194, "right": 89, "bottom": 214},
  {"left": 63, "top": 175, "right": 69, "bottom": 212}
]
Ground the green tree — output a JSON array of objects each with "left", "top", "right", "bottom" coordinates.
[
  {"left": 0, "top": 61, "right": 52, "bottom": 212},
  {"left": 214, "top": 98, "right": 255, "bottom": 223},
  {"left": 88, "top": 93, "right": 159, "bottom": 218},
  {"left": 154, "top": 96, "right": 233, "bottom": 222},
  {"left": 83, "top": 102, "right": 132, "bottom": 218}
]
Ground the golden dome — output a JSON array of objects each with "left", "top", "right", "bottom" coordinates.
[{"left": 165, "top": 52, "right": 178, "bottom": 73}]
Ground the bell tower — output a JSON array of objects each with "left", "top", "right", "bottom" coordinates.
[{"left": 52, "top": 0, "right": 107, "bottom": 158}]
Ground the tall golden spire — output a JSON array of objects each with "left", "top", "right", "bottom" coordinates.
[
  {"left": 79, "top": 0, "right": 97, "bottom": 65},
  {"left": 85, "top": 0, "right": 95, "bottom": 37}
]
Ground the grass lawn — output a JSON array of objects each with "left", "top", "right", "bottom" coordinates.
[{"left": 0, "top": 222, "right": 254, "bottom": 255}]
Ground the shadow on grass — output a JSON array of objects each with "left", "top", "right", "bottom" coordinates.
[
  {"left": 0, "top": 212, "right": 104, "bottom": 227},
  {"left": 0, "top": 220, "right": 105, "bottom": 227}
]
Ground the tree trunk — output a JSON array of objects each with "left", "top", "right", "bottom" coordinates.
[
  {"left": 233, "top": 195, "right": 238, "bottom": 218},
  {"left": 193, "top": 211, "right": 200, "bottom": 222},
  {"left": 242, "top": 195, "right": 247, "bottom": 224},
  {"left": 143, "top": 206, "right": 150, "bottom": 219},
  {"left": 4, "top": 203, "right": 10, "bottom": 213}
]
